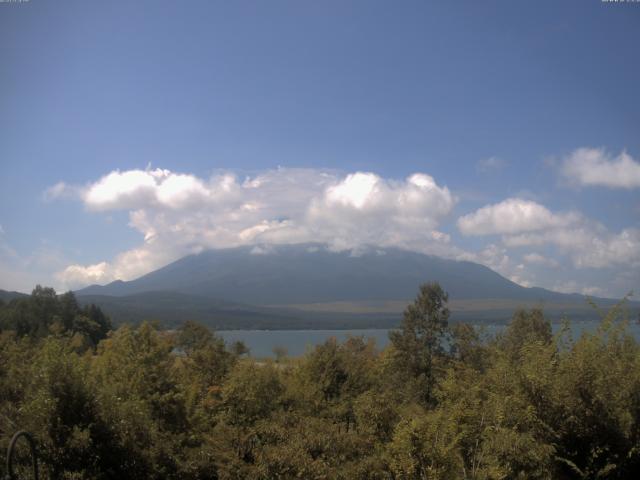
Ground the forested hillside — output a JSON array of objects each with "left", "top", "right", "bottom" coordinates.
[{"left": 1, "top": 285, "right": 639, "bottom": 479}]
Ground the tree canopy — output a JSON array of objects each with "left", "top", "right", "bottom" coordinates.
[{"left": 1, "top": 283, "right": 639, "bottom": 479}]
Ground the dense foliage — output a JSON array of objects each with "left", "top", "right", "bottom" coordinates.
[
  {"left": 0, "top": 285, "right": 112, "bottom": 347},
  {"left": 1, "top": 284, "right": 639, "bottom": 479}
]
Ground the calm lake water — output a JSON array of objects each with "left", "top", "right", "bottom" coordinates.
[{"left": 219, "top": 321, "right": 640, "bottom": 358}]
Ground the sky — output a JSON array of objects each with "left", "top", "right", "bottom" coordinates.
[{"left": 0, "top": 0, "right": 639, "bottom": 298}]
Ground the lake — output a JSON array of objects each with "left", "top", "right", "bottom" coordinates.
[{"left": 219, "top": 320, "right": 640, "bottom": 358}]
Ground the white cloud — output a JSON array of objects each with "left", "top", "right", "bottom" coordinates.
[
  {"left": 51, "top": 167, "right": 458, "bottom": 288},
  {"left": 58, "top": 262, "right": 110, "bottom": 286},
  {"left": 477, "top": 156, "right": 507, "bottom": 172},
  {"left": 466, "top": 243, "right": 511, "bottom": 274},
  {"left": 324, "top": 172, "right": 379, "bottom": 209},
  {"left": 561, "top": 147, "right": 640, "bottom": 189},
  {"left": 43, "top": 182, "right": 76, "bottom": 202},
  {"left": 457, "top": 244, "right": 535, "bottom": 288},
  {"left": 457, "top": 198, "right": 580, "bottom": 236},
  {"left": 82, "top": 168, "right": 232, "bottom": 210},
  {"left": 506, "top": 226, "right": 640, "bottom": 269},
  {"left": 0, "top": 234, "right": 70, "bottom": 293},
  {"left": 308, "top": 172, "right": 456, "bottom": 253},
  {"left": 552, "top": 281, "right": 608, "bottom": 298},
  {"left": 522, "top": 252, "right": 560, "bottom": 268},
  {"left": 459, "top": 198, "right": 640, "bottom": 271},
  {"left": 581, "top": 286, "right": 607, "bottom": 297}
]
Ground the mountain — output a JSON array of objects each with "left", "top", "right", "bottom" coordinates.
[
  {"left": 75, "top": 244, "right": 635, "bottom": 328},
  {"left": 77, "top": 244, "right": 576, "bottom": 303}
]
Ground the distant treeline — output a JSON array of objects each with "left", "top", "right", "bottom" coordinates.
[
  {"left": 1, "top": 284, "right": 639, "bottom": 479},
  {"left": 0, "top": 285, "right": 111, "bottom": 346}
]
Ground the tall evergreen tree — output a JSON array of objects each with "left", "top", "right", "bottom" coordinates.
[{"left": 389, "top": 282, "right": 450, "bottom": 405}]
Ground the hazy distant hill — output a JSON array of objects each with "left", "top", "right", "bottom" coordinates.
[
  {"left": 0, "top": 290, "right": 29, "bottom": 302},
  {"left": 71, "top": 244, "right": 637, "bottom": 329}
]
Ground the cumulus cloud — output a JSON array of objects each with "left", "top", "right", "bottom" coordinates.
[
  {"left": 52, "top": 167, "right": 457, "bottom": 288},
  {"left": 561, "top": 147, "right": 640, "bottom": 189},
  {"left": 81, "top": 168, "right": 240, "bottom": 210},
  {"left": 457, "top": 198, "right": 580, "bottom": 236},
  {"left": 505, "top": 226, "right": 640, "bottom": 269},
  {"left": 308, "top": 172, "right": 456, "bottom": 253},
  {"left": 59, "top": 262, "right": 111, "bottom": 286},
  {"left": 459, "top": 197, "right": 640, "bottom": 271}
]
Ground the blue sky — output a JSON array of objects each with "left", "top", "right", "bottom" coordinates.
[{"left": 1, "top": 0, "right": 639, "bottom": 298}]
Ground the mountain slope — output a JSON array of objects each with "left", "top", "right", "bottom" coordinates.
[
  {"left": 77, "top": 243, "right": 579, "bottom": 305},
  {"left": 75, "top": 291, "right": 304, "bottom": 329},
  {"left": 75, "top": 290, "right": 403, "bottom": 329}
]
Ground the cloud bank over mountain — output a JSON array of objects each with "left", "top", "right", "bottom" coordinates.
[
  {"left": 53, "top": 168, "right": 460, "bottom": 288},
  {"left": 38, "top": 148, "right": 639, "bottom": 299}
]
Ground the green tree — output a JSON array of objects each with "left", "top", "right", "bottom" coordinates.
[
  {"left": 389, "top": 282, "right": 450, "bottom": 405},
  {"left": 220, "top": 361, "right": 283, "bottom": 428},
  {"left": 18, "top": 338, "right": 120, "bottom": 479},
  {"left": 386, "top": 408, "right": 463, "bottom": 479},
  {"left": 0, "top": 287, "right": 111, "bottom": 345},
  {"left": 450, "top": 322, "right": 488, "bottom": 371},
  {"left": 548, "top": 303, "right": 640, "bottom": 479},
  {"left": 498, "top": 307, "right": 552, "bottom": 357},
  {"left": 91, "top": 322, "right": 187, "bottom": 478},
  {"left": 175, "top": 320, "right": 214, "bottom": 353}
]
